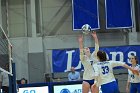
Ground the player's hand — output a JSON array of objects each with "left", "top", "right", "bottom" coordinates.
[{"left": 132, "top": 69, "right": 139, "bottom": 76}]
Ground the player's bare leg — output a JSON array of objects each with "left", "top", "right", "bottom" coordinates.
[
  {"left": 91, "top": 84, "right": 99, "bottom": 93},
  {"left": 82, "top": 81, "right": 91, "bottom": 93}
]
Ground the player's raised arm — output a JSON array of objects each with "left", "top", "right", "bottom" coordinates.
[
  {"left": 91, "top": 31, "right": 99, "bottom": 53},
  {"left": 78, "top": 35, "right": 84, "bottom": 61},
  {"left": 78, "top": 35, "right": 84, "bottom": 51}
]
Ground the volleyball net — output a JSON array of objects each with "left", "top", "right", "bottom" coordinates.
[{"left": 0, "top": 26, "right": 12, "bottom": 76}]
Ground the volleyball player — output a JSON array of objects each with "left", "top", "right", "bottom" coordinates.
[
  {"left": 78, "top": 32, "right": 99, "bottom": 93},
  {"left": 126, "top": 55, "right": 140, "bottom": 93},
  {"left": 93, "top": 50, "right": 139, "bottom": 93}
]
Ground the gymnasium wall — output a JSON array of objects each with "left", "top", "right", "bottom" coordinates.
[{"left": 5, "top": 0, "right": 140, "bottom": 92}]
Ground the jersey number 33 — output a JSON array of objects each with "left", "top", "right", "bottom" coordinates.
[{"left": 102, "top": 66, "right": 109, "bottom": 74}]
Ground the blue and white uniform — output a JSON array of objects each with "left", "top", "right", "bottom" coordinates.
[
  {"left": 80, "top": 44, "right": 99, "bottom": 85},
  {"left": 128, "top": 64, "right": 140, "bottom": 93},
  {"left": 93, "top": 61, "right": 125, "bottom": 93}
]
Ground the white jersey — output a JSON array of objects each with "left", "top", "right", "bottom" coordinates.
[
  {"left": 80, "top": 52, "right": 98, "bottom": 80},
  {"left": 80, "top": 43, "right": 99, "bottom": 80},
  {"left": 128, "top": 64, "right": 140, "bottom": 83},
  {"left": 93, "top": 61, "right": 125, "bottom": 86}
]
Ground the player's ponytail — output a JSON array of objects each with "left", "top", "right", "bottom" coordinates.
[{"left": 97, "top": 50, "right": 107, "bottom": 62}]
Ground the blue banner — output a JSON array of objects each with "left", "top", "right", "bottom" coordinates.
[
  {"left": 72, "top": 0, "right": 100, "bottom": 30},
  {"left": 52, "top": 45, "right": 140, "bottom": 72},
  {"left": 105, "top": 0, "right": 133, "bottom": 29}
]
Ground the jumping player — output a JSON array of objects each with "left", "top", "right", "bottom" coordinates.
[{"left": 78, "top": 32, "right": 99, "bottom": 93}]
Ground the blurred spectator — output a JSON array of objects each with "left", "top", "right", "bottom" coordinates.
[
  {"left": 20, "top": 78, "right": 27, "bottom": 84},
  {"left": 68, "top": 67, "right": 80, "bottom": 81},
  {"left": 0, "top": 63, "right": 9, "bottom": 93}
]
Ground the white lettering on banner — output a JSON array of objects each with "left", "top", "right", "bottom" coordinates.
[
  {"left": 64, "top": 50, "right": 137, "bottom": 71},
  {"left": 110, "top": 52, "right": 124, "bottom": 61},
  {"left": 106, "top": 54, "right": 109, "bottom": 60},
  {"left": 65, "top": 50, "right": 75, "bottom": 72},
  {"left": 65, "top": 50, "right": 82, "bottom": 72},
  {"left": 127, "top": 51, "right": 136, "bottom": 64},
  {"left": 75, "top": 61, "right": 82, "bottom": 70}
]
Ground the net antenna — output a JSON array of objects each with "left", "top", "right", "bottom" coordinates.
[{"left": 0, "top": 25, "right": 13, "bottom": 76}]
